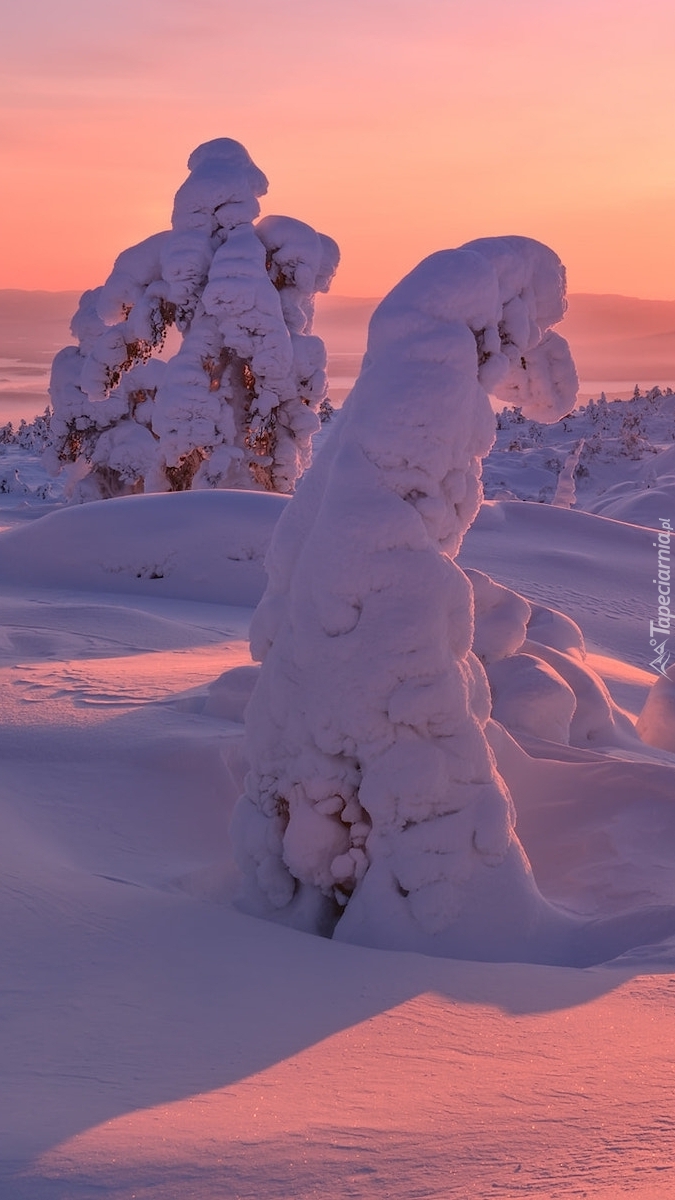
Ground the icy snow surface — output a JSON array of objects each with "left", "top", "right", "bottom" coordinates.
[{"left": 2, "top": 458, "right": 675, "bottom": 1195}]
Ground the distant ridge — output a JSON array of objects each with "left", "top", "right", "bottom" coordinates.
[
  {"left": 564, "top": 294, "right": 675, "bottom": 339},
  {"left": 0, "top": 290, "right": 80, "bottom": 363},
  {"left": 563, "top": 295, "right": 675, "bottom": 382},
  {"left": 313, "top": 293, "right": 675, "bottom": 385},
  {"left": 2, "top": 290, "right": 675, "bottom": 387},
  {"left": 0, "top": 289, "right": 81, "bottom": 314}
]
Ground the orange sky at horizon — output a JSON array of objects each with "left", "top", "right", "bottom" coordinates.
[{"left": 2, "top": 0, "right": 674, "bottom": 300}]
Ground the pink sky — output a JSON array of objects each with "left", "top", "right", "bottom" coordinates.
[{"left": 2, "top": 0, "right": 674, "bottom": 298}]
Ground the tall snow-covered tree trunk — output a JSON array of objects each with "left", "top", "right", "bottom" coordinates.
[
  {"left": 232, "top": 236, "right": 593, "bottom": 962},
  {"left": 47, "top": 139, "right": 339, "bottom": 501}
]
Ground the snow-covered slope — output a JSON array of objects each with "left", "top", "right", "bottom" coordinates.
[
  {"left": 484, "top": 387, "right": 675, "bottom": 523},
  {"left": 0, "top": 488, "right": 285, "bottom": 604},
  {"left": 1, "top": 471, "right": 675, "bottom": 1197}
]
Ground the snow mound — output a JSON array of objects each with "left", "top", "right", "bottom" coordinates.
[
  {"left": 585, "top": 482, "right": 675, "bottom": 526},
  {"left": 522, "top": 638, "right": 638, "bottom": 749},
  {"left": 0, "top": 489, "right": 287, "bottom": 605},
  {"left": 202, "top": 664, "right": 261, "bottom": 721},
  {"left": 466, "top": 567, "right": 531, "bottom": 664},
  {"left": 487, "top": 652, "right": 577, "bottom": 744},
  {"left": 488, "top": 720, "right": 675, "bottom": 920},
  {"left": 526, "top": 602, "right": 586, "bottom": 658},
  {"left": 464, "top": 562, "right": 640, "bottom": 752},
  {"left": 636, "top": 667, "right": 675, "bottom": 751}
]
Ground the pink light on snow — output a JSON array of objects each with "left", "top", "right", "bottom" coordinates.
[{"left": 23, "top": 982, "right": 675, "bottom": 1196}]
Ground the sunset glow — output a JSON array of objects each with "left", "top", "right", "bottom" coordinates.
[
  {"left": 2, "top": 0, "right": 674, "bottom": 297},
  {"left": 27, "top": 985, "right": 675, "bottom": 1195}
]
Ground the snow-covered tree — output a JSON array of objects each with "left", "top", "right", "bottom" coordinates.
[
  {"left": 232, "top": 235, "right": 589, "bottom": 962},
  {"left": 46, "top": 139, "right": 339, "bottom": 500}
]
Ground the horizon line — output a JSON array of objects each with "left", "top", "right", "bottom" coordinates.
[{"left": 2, "top": 287, "right": 675, "bottom": 306}]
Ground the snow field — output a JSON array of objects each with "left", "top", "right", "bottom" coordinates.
[{"left": 2, "top": 484, "right": 675, "bottom": 1197}]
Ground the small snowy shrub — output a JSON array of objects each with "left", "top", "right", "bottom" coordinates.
[
  {"left": 0, "top": 468, "right": 29, "bottom": 495},
  {"left": 48, "top": 139, "right": 339, "bottom": 501},
  {"left": 1, "top": 408, "right": 52, "bottom": 452}
]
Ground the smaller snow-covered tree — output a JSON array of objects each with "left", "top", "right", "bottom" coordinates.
[{"left": 47, "top": 139, "right": 339, "bottom": 500}]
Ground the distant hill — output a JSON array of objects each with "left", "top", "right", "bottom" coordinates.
[
  {"left": 562, "top": 294, "right": 675, "bottom": 383},
  {"left": 2, "top": 289, "right": 675, "bottom": 389},
  {"left": 0, "top": 290, "right": 79, "bottom": 363},
  {"left": 313, "top": 293, "right": 675, "bottom": 388},
  {"left": 563, "top": 294, "right": 675, "bottom": 340}
]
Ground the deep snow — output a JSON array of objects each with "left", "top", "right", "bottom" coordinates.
[
  {"left": 2, "top": 267, "right": 675, "bottom": 1194},
  {"left": 1, "top": 451, "right": 675, "bottom": 1195}
]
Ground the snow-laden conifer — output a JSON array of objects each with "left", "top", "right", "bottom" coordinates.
[
  {"left": 232, "top": 236, "right": 592, "bottom": 961},
  {"left": 47, "top": 139, "right": 339, "bottom": 500}
]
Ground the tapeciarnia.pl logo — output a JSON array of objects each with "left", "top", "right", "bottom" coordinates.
[{"left": 649, "top": 517, "right": 673, "bottom": 676}]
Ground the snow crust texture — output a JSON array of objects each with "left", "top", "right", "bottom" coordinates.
[
  {"left": 230, "top": 237, "right": 608, "bottom": 962},
  {"left": 47, "top": 139, "right": 339, "bottom": 501},
  {"left": 4, "top": 472, "right": 675, "bottom": 1194}
]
